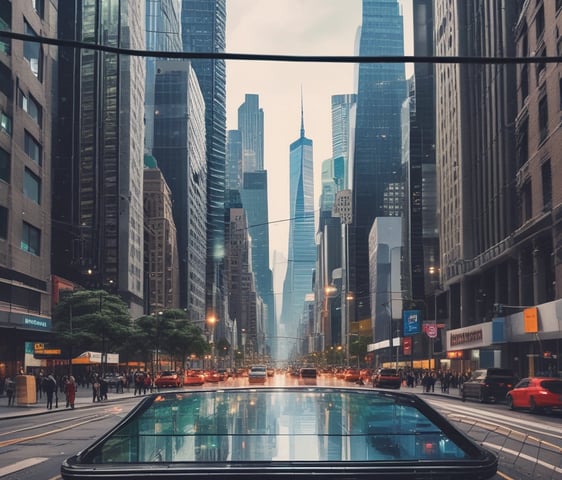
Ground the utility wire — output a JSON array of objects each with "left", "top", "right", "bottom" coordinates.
[{"left": 1, "top": 30, "right": 561, "bottom": 64}]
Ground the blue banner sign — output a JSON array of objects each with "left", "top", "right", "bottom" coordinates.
[{"left": 403, "top": 310, "right": 422, "bottom": 335}]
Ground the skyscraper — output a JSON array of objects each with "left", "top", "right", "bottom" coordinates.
[
  {"left": 350, "top": 0, "right": 406, "bottom": 322},
  {"left": 331, "top": 94, "right": 356, "bottom": 190},
  {"left": 240, "top": 171, "right": 275, "bottom": 355},
  {"left": 53, "top": 0, "right": 146, "bottom": 316},
  {"left": 280, "top": 102, "right": 316, "bottom": 356},
  {"left": 145, "top": 0, "right": 182, "bottom": 154},
  {"left": 238, "top": 94, "right": 264, "bottom": 173},
  {"left": 226, "top": 130, "right": 242, "bottom": 191},
  {"left": 181, "top": 0, "right": 227, "bottom": 323},
  {"left": 152, "top": 61, "right": 207, "bottom": 328}
]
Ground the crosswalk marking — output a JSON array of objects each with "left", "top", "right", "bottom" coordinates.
[{"left": 0, "top": 457, "right": 48, "bottom": 477}]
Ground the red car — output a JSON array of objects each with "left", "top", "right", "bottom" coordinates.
[
  {"left": 506, "top": 377, "right": 562, "bottom": 413},
  {"left": 154, "top": 371, "right": 182, "bottom": 388},
  {"left": 182, "top": 371, "right": 205, "bottom": 386}
]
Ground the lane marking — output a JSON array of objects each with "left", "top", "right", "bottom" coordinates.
[
  {"left": 0, "top": 457, "right": 48, "bottom": 477},
  {"left": 484, "top": 441, "right": 562, "bottom": 476},
  {"left": 0, "top": 414, "right": 112, "bottom": 448}
]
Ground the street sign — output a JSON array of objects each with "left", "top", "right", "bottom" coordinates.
[{"left": 425, "top": 323, "right": 438, "bottom": 338}]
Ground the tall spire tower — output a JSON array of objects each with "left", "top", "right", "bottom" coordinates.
[{"left": 280, "top": 97, "right": 316, "bottom": 360}]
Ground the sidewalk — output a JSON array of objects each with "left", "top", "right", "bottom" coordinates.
[
  {"left": 0, "top": 382, "right": 463, "bottom": 420},
  {"left": 0, "top": 384, "right": 142, "bottom": 420}
]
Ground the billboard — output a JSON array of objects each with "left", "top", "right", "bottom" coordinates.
[{"left": 403, "top": 310, "right": 422, "bottom": 336}]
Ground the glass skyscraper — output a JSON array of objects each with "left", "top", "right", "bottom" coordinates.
[
  {"left": 181, "top": 0, "right": 227, "bottom": 323},
  {"left": 145, "top": 0, "right": 182, "bottom": 154},
  {"left": 152, "top": 62, "right": 207, "bottom": 328},
  {"left": 53, "top": 0, "right": 146, "bottom": 316},
  {"left": 281, "top": 105, "right": 316, "bottom": 350},
  {"left": 350, "top": 0, "right": 406, "bottom": 322}
]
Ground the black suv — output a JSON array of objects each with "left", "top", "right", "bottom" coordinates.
[{"left": 461, "top": 368, "right": 518, "bottom": 403}]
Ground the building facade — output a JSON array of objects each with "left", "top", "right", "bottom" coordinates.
[
  {"left": 0, "top": 0, "right": 56, "bottom": 377},
  {"left": 240, "top": 171, "right": 275, "bottom": 357},
  {"left": 350, "top": 0, "right": 406, "bottom": 324},
  {"left": 152, "top": 61, "right": 207, "bottom": 328},
  {"left": 144, "top": 0, "right": 182, "bottom": 154},
  {"left": 238, "top": 94, "right": 264, "bottom": 173},
  {"left": 143, "top": 161, "right": 180, "bottom": 314},
  {"left": 53, "top": 0, "right": 146, "bottom": 316},
  {"left": 181, "top": 0, "right": 227, "bottom": 324}
]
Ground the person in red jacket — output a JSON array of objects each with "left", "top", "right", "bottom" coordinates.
[{"left": 65, "top": 375, "right": 77, "bottom": 409}]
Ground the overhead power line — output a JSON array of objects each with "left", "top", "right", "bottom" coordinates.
[{"left": 1, "top": 30, "right": 561, "bottom": 64}]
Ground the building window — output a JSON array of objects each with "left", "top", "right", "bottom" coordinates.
[
  {"left": 24, "top": 130, "right": 42, "bottom": 165},
  {"left": 19, "top": 90, "right": 43, "bottom": 126},
  {"left": 0, "top": 111, "right": 11, "bottom": 135},
  {"left": 23, "top": 168, "right": 41, "bottom": 204},
  {"left": 520, "top": 64, "right": 528, "bottom": 102},
  {"left": 21, "top": 221, "right": 41, "bottom": 255},
  {"left": 538, "top": 95, "right": 548, "bottom": 143},
  {"left": 520, "top": 181, "right": 532, "bottom": 223},
  {"left": 0, "top": 206, "right": 7, "bottom": 240},
  {"left": 33, "top": 0, "right": 45, "bottom": 18},
  {"left": 535, "top": 5, "right": 545, "bottom": 43},
  {"left": 0, "top": 146, "right": 9, "bottom": 183},
  {"left": 24, "top": 21, "right": 43, "bottom": 81},
  {"left": 0, "top": 63, "right": 12, "bottom": 99},
  {"left": 516, "top": 118, "right": 528, "bottom": 169},
  {"left": 535, "top": 47, "right": 546, "bottom": 83},
  {"left": 541, "top": 161, "right": 552, "bottom": 211},
  {"left": 0, "top": 1, "right": 10, "bottom": 55}
]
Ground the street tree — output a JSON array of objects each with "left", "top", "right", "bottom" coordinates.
[{"left": 52, "top": 289, "right": 132, "bottom": 373}]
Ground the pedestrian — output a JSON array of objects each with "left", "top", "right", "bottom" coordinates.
[
  {"left": 92, "top": 375, "right": 101, "bottom": 402},
  {"left": 43, "top": 373, "right": 57, "bottom": 410},
  {"left": 143, "top": 372, "right": 152, "bottom": 394},
  {"left": 5, "top": 376, "right": 15, "bottom": 406},
  {"left": 65, "top": 376, "right": 77, "bottom": 408},
  {"left": 134, "top": 372, "right": 144, "bottom": 395},
  {"left": 99, "top": 377, "right": 108, "bottom": 401}
]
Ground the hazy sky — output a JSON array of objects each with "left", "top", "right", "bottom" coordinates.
[{"left": 225, "top": 0, "right": 413, "bottom": 281}]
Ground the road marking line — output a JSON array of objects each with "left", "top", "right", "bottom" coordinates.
[
  {"left": 483, "top": 441, "right": 562, "bottom": 475},
  {"left": 0, "top": 457, "right": 48, "bottom": 477}
]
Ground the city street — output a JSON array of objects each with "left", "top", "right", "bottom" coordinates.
[{"left": 0, "top": 374, "right": 561, "bottom": 479}]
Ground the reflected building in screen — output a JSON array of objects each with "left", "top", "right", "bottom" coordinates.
[{"left": 350, "top": 0, "right": 406, "bottom": 324}]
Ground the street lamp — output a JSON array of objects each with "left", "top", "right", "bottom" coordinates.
[{"left": 207, "top": 315, "right": 217, "bottom": 369}]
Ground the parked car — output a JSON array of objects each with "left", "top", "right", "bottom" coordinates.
[
  {"left": 154, "top": 371, "right": 183, "bottom": 389},
  {"left": 506, "top": 377, "right": 562, "bottom": 413},
  {"left": 266, "top": 366, "right": 275, "bottom": 377},
  {"left": 371, "top": 368, "right": 401, "bottom": 389},
  {"left": 248, "top": 365, "right": 267, "bottom": 384},
  {"left": 182, "top": 370, "right": 205, "bottom": 386},
  {"left": 461, "top": 368, "right": 518, "bottom": 403}
]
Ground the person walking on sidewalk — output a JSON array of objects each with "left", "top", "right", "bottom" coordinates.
[
  {"left": 5, "top": 376, "right": 15, "bottom": 406},
  {"left": 43, "top": 373, "right": 57, "bottom": 410},
  {"left": 65, "top": 376, "right": 77, "bottom": 409}
]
